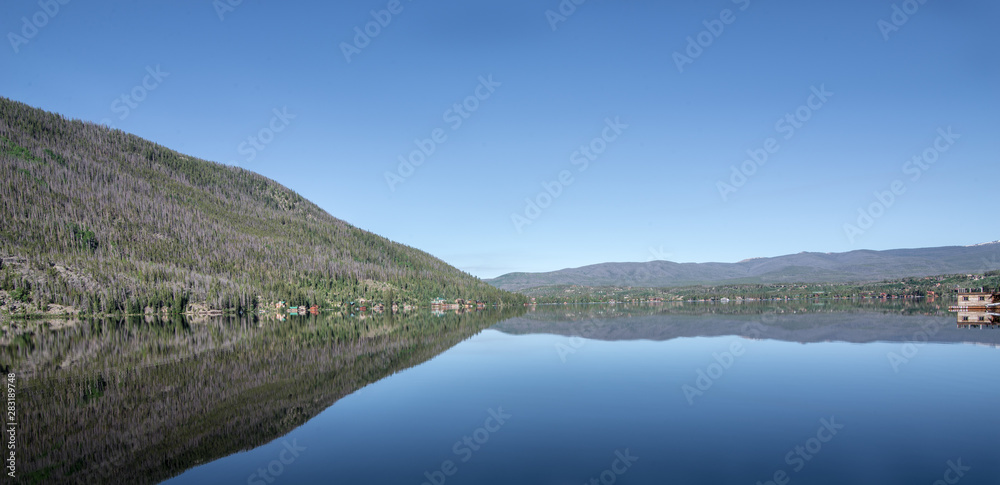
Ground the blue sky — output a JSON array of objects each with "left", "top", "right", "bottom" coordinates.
[{"left": 3, "top": 0, "right": 997, "bottom": 278}]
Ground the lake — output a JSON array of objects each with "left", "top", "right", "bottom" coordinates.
[{"left": 12, "top": 301, "right": 1000, "bottom": 484}]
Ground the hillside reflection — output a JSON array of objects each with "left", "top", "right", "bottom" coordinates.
[{"left": 7, "top": 308, "right": 523, "bottom": 484}]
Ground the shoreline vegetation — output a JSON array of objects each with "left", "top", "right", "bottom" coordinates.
[
  {"left": 0, "top": 293, "right": 518, "bottom": 321},
  {"left": 516, "top": 271, "right": 1000, "bottom": 305},
  {"left": 2, "top": 271, "right": 997, "bottom": 324}
]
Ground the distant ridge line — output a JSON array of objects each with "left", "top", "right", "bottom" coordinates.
[{"left": 486, "top": 243, "right": 1000, "bottom": 291}]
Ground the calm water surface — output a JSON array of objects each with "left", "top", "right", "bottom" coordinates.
[{"left": 156, "top": 304, "right": 1000, "bottom": 484}]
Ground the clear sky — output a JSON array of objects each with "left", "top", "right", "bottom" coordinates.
[{"left": 2, "top": 0, "right": 997, "bottom": 278}]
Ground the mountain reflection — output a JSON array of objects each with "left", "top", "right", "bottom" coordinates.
[
  {"left": 494, "top": 300, "right": 1000, "bottom": 345},
  {"left": 9, "top": 308, "right": 523, "bottom": 484}
]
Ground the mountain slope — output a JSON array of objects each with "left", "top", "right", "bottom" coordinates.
[
  {"left": 0, "top": 97, "right": 524, "bottom": 313},
  {"left": 487, "top": 243, "right": 1000, "bottom": 291}
]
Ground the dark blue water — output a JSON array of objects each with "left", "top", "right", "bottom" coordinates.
[{"left": 162, "top": 311, "right": 1000, "bottom": 484}]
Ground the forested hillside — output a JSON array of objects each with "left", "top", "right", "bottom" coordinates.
[{"left": 0, "top": 97, "right": 524, "bottom": 314}]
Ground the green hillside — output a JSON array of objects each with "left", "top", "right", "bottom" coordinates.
[{"left": 0, "top": 97, "right": 524, "bottom": 315}]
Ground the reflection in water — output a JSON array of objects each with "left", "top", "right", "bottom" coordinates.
[
  {"left": 8, "top": 300, "right": 999, "bottom": 484},
  {"left": 496, "top": 299, "right": 1000, "bottom": 346},
  {"left": 163, "top": 300, "right": 1000, "bottom": 485},
  {"left": 955, "top": 310, "right": 999, "bottom": 329},
  {"left": 7, "top": 308, "right": 523, "bottom": 484}
]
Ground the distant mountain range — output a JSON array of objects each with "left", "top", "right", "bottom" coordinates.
[{"left": 487, "top": 243, "right": 1000, "bottom": 291}]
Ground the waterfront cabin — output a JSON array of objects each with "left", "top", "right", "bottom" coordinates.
[
  {"left": 952, "top": 288, "right": 998, "bottom": 309},
  {"left": 949, "top": 288, "right": 1000, "bottom": 327}
]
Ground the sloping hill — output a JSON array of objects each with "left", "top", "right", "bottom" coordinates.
[
  {"left": 487, "top": 243, "right": 1000, "bottom": 291},
  {"left": 0, "top": 97, "right": 523, "bottom": 313}
]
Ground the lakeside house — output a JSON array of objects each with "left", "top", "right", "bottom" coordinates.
[
  {"left": 957, "top": 291, "right": 996, "bottom": 306},
  {"left": 430, "top": 297, "right": 488, "bottom": 312},
  {"left": 950, "top": 288, "right": 998, "bottom": 309},
  {"left": 949, "top": 288, "right": 999, "bottom": 328}
]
